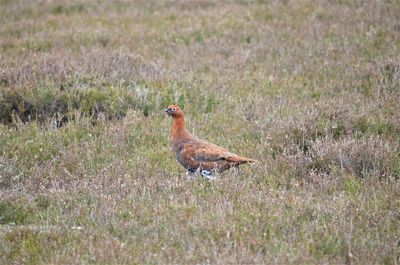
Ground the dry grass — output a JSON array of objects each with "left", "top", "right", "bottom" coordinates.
[{"left": 1, "top": 0, "right": 400, "bottom": 264}]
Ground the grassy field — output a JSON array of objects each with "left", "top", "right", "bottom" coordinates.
[{"left": 1, "top": 1, "right": 400, "bottom": 264}]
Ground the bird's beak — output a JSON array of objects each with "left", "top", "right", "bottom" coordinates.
[{"left": 164, "top": 108, "right": 170, "bottom": 114}]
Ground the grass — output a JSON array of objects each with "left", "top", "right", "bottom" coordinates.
[{"left": 1, "top": 0, "right": 400, "bottom": 264}]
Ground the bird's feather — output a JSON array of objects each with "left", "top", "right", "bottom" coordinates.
[{"left": 167, "top": 105, "right": 257, "bottom": 175}]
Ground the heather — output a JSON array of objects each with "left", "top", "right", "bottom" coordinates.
[{"left": 0, "top": 1, "right": 399, "bottom": 264}]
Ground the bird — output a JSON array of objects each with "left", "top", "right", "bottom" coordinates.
[{"left": 164, "top": 105, "right": 257, "bottom": 180}]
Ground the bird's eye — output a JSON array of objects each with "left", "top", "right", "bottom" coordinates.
[{"left": 172, "top": 108, "right": 177, "bottom": 111}]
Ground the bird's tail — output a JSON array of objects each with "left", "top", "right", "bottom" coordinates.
[{"left": 227, "top": 155, "right": 258, "bottom": 164}]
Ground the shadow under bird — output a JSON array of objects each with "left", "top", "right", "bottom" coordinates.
[{"left": 164, "top": 105, "right": 257, "bottom": 180}]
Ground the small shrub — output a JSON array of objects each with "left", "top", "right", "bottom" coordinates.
[{"left": 0, "top": 91, "right": 32, "bottom": 123}]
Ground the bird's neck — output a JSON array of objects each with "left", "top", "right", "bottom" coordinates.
[{"left": 171, "top": 116, "right": 191, "bottom": 144}]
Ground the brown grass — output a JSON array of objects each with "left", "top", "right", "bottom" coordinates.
[{"left": 0, "top": 0, "right": 400, "bottom": 264}]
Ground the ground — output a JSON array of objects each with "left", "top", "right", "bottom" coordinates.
[{"left": 0, "top": 1, "right": 399, "bottom": 264}]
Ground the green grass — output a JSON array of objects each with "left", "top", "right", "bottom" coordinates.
[{"left": 1, "top": 1, "right": 400, "bottom": 264}]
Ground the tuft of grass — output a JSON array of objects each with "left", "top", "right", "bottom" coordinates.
[{"left": 0, "top": 200, "right": 32, "bottom": 225}]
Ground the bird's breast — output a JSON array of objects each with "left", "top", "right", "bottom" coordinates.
[
  {"left": 173, "top": 141, "right": 199, "bottom": 172},
  {"left": 172, "top": 143, "right": 186, "bottom": 165}
]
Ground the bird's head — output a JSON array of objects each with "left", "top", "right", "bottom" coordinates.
[{"left": 164, "top": 105, "right": 183, "bottom": 118}]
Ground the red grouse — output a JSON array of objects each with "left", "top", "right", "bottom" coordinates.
[{"left": 164, "top": 105, "right": 257, "bottom": 180}]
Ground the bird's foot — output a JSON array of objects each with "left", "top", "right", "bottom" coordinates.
[
  {"left": 235, "top": 165, "right": 241, "bottom": 176},
  {"left": 186, "top": 171, "right": 196, "bottom": 180},
  {"left": 201, "top": 170, "right": 216, "bottom": 180}
]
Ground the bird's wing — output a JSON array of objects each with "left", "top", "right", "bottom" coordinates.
[{"left": 181, "top": 139, "right": 236, "bottom": 162}]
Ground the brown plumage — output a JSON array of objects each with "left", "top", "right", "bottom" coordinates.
[{"left": 164, "top": 105, "right": 257, "bottom": 179}]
